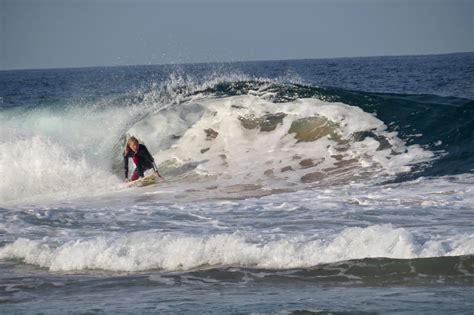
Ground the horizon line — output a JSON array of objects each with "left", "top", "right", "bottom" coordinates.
[{"left": 1, "top": 50, "right": 472, "bottom": 72}]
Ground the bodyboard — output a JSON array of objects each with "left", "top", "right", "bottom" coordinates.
[{"left": 127, "top": 174, "right": 158, "bottom": 187}]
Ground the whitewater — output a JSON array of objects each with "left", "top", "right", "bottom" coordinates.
[{"left": 0, "top": 53, "right": 473, "bottom": 314}]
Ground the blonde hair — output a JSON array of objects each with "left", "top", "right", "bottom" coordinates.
[{"left": 123, "top": 136, "right": 139, "bottom": 156}]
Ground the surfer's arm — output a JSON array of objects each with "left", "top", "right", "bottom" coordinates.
[
  {"left": 143, "top": 145, "right": 155, "bottom": 162},
  {"left": 152, "top": 162, "right": 164, "bottom": 179},
  {"left": 142, "top": 145, "right": 164, "bottom": 178}
]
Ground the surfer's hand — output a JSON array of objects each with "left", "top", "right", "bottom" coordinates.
[
  {"left": 155, "top": 171, "right": 164, "bottom": 179},
  {"left": 124, "top": 178, "right": 130, "bottom": 183}
]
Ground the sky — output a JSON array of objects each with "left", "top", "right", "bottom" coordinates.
[{"left": 1, "top": 0, "right": 473, "bottom": 70}]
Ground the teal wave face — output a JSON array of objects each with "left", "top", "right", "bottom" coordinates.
[
  {"left": 181, "top": 255, "right": 474, "bottom": 286},
  {"left": 319, "top": 88, "right": 474, "bottom": 178}
]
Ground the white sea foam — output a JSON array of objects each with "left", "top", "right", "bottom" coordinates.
[
  {"left": 0, "top": 103, "right": 131, "bottom": 204},
  {"left": 1, "top": 225, "right": 471, "bottom": 272},
  {"left": 0, "top": 134, "right": 118, "bottom": 203},
  {"left": 131, "top": 95, "right": 434, "bottom": 187}
]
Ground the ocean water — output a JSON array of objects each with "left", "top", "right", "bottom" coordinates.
[{"left": 0, "top": 53, "right": 473, "bottom": 314}]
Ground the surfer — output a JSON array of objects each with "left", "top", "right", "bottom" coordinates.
[{"left": 123, "top": 136, "right": 163, "bottom": 182}]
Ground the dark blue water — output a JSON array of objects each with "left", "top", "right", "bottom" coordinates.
[{"left": 2, "top": 52, "right": 473, "bottom": 105}]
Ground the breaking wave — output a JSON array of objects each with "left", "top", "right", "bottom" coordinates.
[
  {"left": 1, "top": 224, "right": 472, "bottom": 272},
  {"left": 1, "top": 74, "right": 472, "bottom": 204}
]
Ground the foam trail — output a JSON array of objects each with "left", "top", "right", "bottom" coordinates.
[{"left": 1, "top": 225, "right": 472, "bottom": 272}]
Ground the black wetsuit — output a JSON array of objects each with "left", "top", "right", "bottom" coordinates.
[{"left": 124, "top": 144, "right": 155, "bottom": 180}]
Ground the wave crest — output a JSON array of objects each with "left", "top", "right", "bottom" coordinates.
[{"left": 1, "top": 225, "right": 472, "bottom": 272}]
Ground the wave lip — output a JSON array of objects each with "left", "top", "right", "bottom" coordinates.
[{"left": 1, "top": 225, "right": 472, "bottom": 272}]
